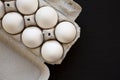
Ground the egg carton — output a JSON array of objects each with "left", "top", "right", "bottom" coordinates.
[{"left": 0, "top": 0, "right": 82, "bottom": 80}]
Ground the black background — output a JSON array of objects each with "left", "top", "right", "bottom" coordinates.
[{"left": 48, "top": 0, "right": 120, "bottom": 80}]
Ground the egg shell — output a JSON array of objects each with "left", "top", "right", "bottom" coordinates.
[
  {"left": 16, "top": 0, "right": 38, "bottom": 15},
  {"left": 41, "top": 40, "right": 63, "bottom": 63},
  {"left": 0, "top": 1, "right": 5, "bottom": 19},
  {"left": 22, "top": 27, "right": 43, "bottom": 48},
  {"left": 2, "top": 12, "right": 24, "bottom": 34},
  {"left": 55, "top": 21, "right": 77, "bottom": 43},
  {"left": 35, "top": 6, "right": 58, "bottom": 29}
]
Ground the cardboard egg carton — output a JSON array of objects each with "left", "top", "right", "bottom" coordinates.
[{"left": 0, "top": 0, "right": 82, "bottom": 80}]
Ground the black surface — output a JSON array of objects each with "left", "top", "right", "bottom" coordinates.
[{"left": 48, "top": 0, "right": 120, "bottom": 80}]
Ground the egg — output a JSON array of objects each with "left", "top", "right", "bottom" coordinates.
[
  {"left": 55, "top": 22, "right": 77, "bottom": 43},
  {"left": 22, "top": 27, "right": 43, "bottom": 48},
  {"left": 16, "top": 0, "right": 38, "bottom": 14},
  {"left": 0, "top": 1, "right": 5, "bottom": 19},
  {"left": 2, "top": 12, "right": 24, "bottom": 34},
  {"left": 35, "top": 6, "right": 58, "bottom": 29},
  {"left": 41, "top": 40, "right": 63, "bottom": 63}
]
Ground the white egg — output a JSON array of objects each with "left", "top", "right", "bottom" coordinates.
[
  {"left": 55, "top": 22, "right": 77, "bottom": 43},
  {"left": 22, "top": 27, "right": 43, "bottom": 48},
  {"left": 0, "top": 1, "right": 5, "bottom": 19},
  {"left": 2, "top": 12, "right": 24, "bottom": 34},
  {"left": 41, "top": 40, "right": 63, "bottom": 63},
  {"left": 16, "top": 0, "right": 38, "bottom": 14},
  {"left": 35, "top": 6, "right": 58, "bottom": 29}
]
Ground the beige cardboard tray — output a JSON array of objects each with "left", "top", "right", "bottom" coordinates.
[{"left": 0, "top": 0, "right": 82, "bottom": 80}]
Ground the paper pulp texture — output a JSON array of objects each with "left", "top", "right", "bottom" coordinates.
[{"left": 0, "top": 0, "right": 82, "bottom": 80}]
